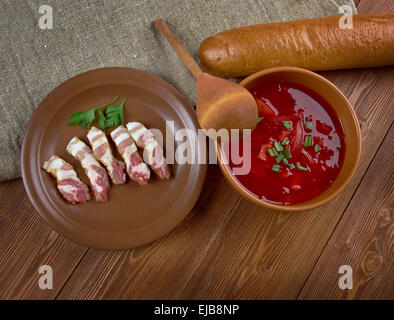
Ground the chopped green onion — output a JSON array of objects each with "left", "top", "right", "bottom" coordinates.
[
  {"left": 268, "top": 148, "right": 278, "bottom": 157},
  {"left": 272, "top": 165, "right": 281, "bottom": 172},
  {"left": 274, "top": 141, "right": 283, "bottom": 152},
  {"left": 283, "top": 158, "right": 289, "bottom": 166},
  {"left": 275, "top": 152, "right": 285, "bottom": 163},
  {"left": 283, "top": 121, "right": 292, "bottom": 129},
  {"left": 281, "top": 138, "right": 290, "bottom": 146},
  {"left": 304, "top": 135, "right": 312, "bottom": 147},
  {"left": 284, "top": 148, "right": 291, "bottom": 159},
  {"left": 305, "top": 121, "right": 312, "bottom": 130},
  {"left": 314, "top": 144, "right": 320, "bottom": 152},
  {"left": 257, "top": 117, "right": 263, "bottom": 123},
  {"left": 289, "top": 163, "right": 295, "bottom": 170},
  {"left": 297, "top": 165, "right": 307, "bottom": 171}
]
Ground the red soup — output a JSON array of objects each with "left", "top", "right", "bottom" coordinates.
[{"left": 227, "top": 81, "right": 346, "bottom": 205}]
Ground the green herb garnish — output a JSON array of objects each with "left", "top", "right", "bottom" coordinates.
[
  {"left": 283, "top": 158, "right": 289, "bottom": 166},
  {"left": 284, "top": 148, "right": 291, "bottom": 159},
  {"left": 272, "top": 165, "right": 281, "bottom": 172},
  {"left": 281, "top": 138, "right": 290, "bottom": 146},
  {"left": 268, "top": 148, "right": 278, "bottom": 157},
  {"left": 283, "top": 121, "right": 292, "bottom": 129},
  {"left": 103, "top": 99, "right": 126, "bottom": 128},
  {"left": 304, "top": 135, "right": 312, "bottom": 147},
  {"left": 97, "top": 109, "right": 107, "bottom": 131},
  {"left": 257, "top": 117, "right": 263, "bottom": 123},
  {"left": 274, "top": 141, "right": 283, "bottom": 152},
  {"left": 276, "top": 152, "right": 285, "bottom": 163},
  {"left": 314, "top": 144, "right": 320, "bottom": 152},
  {"left": 297, "top": 165, "right": 307, "bottom": 171},
  {"left": 305, "top": 121, "right": 312, "bottom": 130},
  {"left": 289, "top": 163, "right": 295, "bottom": 170},
  {"left": 68, "top": 96, "right": 126, "bottom": 130}
]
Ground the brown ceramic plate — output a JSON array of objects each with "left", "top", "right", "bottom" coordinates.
[{"left": 22, "top": 67, "right": 206, "bottom": 249}]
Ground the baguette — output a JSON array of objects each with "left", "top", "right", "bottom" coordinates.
[{"left": 199, "top": 13, "right": 394, "bottom": 77}]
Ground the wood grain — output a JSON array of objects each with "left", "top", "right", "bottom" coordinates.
[
  {"left": 55, "top": 0, "right": 394, "bottom": 299},
  {"left": 299, "top": 126, "right": 393, "bottom": 299},
  {"left": 177, "top": 67, "right": 393, "bottom": 299},
  {"left": 0, "top": 0, "right": 392, "bottom": 300},
  {"left": 58, "top": 65, "right": 394, "bottom": 299},
  {"left": 0, "top": 179, "right": 87, "bottom": 299},
  {"left": 357, "top": 0, "right": 394, "bottom": 12},
  {"left": 57, "top": 164, "right": 242, "bottom": 299}
]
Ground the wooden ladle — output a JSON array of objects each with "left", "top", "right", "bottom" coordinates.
[{"left": 154, "top": 19, "right": 258, "bottom": 138}]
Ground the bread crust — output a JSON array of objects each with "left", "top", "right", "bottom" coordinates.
[{"left": 199, "top": 14, "right": 394, "bottom": 77}]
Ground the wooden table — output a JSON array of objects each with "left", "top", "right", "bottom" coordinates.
[{"left": 0, "top": 0, "right": 392, "bottom": 300}]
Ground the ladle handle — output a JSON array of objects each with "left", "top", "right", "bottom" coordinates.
[{"left": 154, "top": 19, "right": 202, "bottom": 78}]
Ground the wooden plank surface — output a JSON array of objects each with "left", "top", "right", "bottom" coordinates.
[
  {"left": 0, "top": 179, "right": 87, "bottom": 299},
  {"left": 58, "top": 36, "right": 394, "bottom": 303},
  {"left": 299, "top": 125, "right": 393, "bottom": 299},
  {"left": 356, "top": 0, "right": 394, "bottom": 12},
  {"left": 174, "top": 69, "right": 394, "bottom": 300},
  {"left": 0, "top": 0, "right": 392, "bottom": 300},
  {"left": 57, "top": 165, "right": 242, "bottom": 299}
]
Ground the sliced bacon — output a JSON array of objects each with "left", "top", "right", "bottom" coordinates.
[
  {"left": 110, "top": 126, "right": 150, "bottom": 185},
  {"left": 66, "top": 137, "right": 110, "bottom": 202},
  {"left": 87, "top": 126, "right": 126, "bottom": 185},
  {"left": 126, "top": 122, "right": 170, "bottom": 180},
  {"left": 42, "top": 155, "right": 90, "bottom": 204}
]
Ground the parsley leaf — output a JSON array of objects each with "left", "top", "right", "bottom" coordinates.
[
  {"left": 104, "top": 99, "right": 126, "bottom": 129},
  {"left": 97, "top": 109, "right": 107, "bottom": 130},
  {"left": 68, "top": 96, "right": 126, "bottom": 130},
  {"left": 68, "top": 109, "right": 96, "bottom": 127}
]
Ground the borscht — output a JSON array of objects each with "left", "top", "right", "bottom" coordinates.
[{"left": 227, "top": 80, "right": 346, "bottom": 205}]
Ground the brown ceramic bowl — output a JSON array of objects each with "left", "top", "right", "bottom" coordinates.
[{"left": 217, "top": 67, "right": 361, "bottom": 211}]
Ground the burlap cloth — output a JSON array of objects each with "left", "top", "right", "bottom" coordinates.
[{"left": 0, "top": 0, "right": 356, "bottom": 181}]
